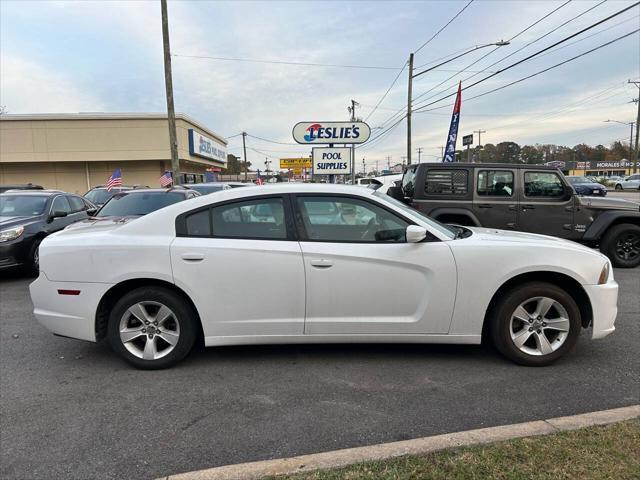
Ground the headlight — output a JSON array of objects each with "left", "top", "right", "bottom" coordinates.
[
  {"left": 598, "top": 262, "right": 610, "bottom": 285},
  {"left": 0, "top": 226, "right": 25, "bottom": 242}
]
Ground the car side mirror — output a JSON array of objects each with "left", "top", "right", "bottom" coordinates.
[
  {"left": 49, "top": 210, "right": 68, "bottom": 222},
  {"left": 406, "top": 225, "right": 427, "bottom": 243},
  {"left": 86, "top": 208, "right": 97, "bottom": 216},
  {"left": 563, "top": 185, "right": 574, "bottom": 200},
  {"left": 387, "top": 186, "right": 405, "bottom": 202}
]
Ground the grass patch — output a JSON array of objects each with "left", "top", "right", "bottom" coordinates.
[{"left": 272, "top": 418, "right": 640, "bottom": 480}]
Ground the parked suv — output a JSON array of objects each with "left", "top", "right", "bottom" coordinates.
[
  {"left": 0, "top": 190, "right": 96, "bottom": 273},
  {"left": 387, "top": 163, "right": 640, "bottom": 267}
]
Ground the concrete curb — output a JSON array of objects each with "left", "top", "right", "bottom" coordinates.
[{"left": 162, "top": 404, "right": 639, "bottom": 480}]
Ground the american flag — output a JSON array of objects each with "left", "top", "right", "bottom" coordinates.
[
  {"left": 159, "top": 171, "right": 173, "bottom": 187},
  {"left": 106, "top": 168, "right": 123, "bottom": 192},
  {"left": 255, "top": 169, "right": 264, "bottom": 185}
]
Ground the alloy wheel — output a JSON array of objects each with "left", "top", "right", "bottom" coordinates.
[
  {"left": 509, "top": 296, "right": 570, "bottom": 356},
  {"left": 119, "top": 301, "right": 180, "bottom": 360},
  {"left": 615, "top": 232, "right": 640, "bottom": 262}
]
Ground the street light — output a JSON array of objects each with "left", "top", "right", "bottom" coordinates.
[
  {"left": 605, "top": 119, "right": 636, "bottom": 172},
  {"left": 407, "top": 40, "right": 509, "bottom": 165}
]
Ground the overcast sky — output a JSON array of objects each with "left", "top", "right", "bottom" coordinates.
[{"left": 1, "top": 0, "right": 638, "bottom": 171}]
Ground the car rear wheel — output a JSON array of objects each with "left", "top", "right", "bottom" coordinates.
[
  {"left": 107, "top": 287, "right": 197, "bottom": 369},
  {"left": 600, "top": 223, "right": 640, "bottom": 268},
  {"left": 615, "top": 184, "right": 623, "bottom": 190},
  {"left": 490, "top": 282, "right": 581, "bottom": 366}
]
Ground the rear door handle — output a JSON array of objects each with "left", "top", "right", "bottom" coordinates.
[
  {"left": 522, "top": 204, "right": 536, "bottom": 210},
  {"left": 310, "top": 259, "right": 333, "bottom": 268},
  {"left": 181, "top": 253, "right": 205, "bottom": 262},
  {"left": 477, "top": 204, "right": 492, "bottom": 209}
]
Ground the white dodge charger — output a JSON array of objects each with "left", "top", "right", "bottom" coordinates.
[{"left": 30, "top": 184, "right": 618, "bottom": 369}]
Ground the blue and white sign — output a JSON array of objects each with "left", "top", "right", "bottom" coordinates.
[
  {"left": 293, "top": 122, "right": 371, "bottom": 144},
  {"left": 312, "top": 147, "right": 352, "bottom": 175},
  {"left": 188, "top": 129, "right": 227, "bottom": 164}
]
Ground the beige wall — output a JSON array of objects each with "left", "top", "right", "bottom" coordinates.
[{"left": 0, "top": 160, "right": 208, "bottom": 194}]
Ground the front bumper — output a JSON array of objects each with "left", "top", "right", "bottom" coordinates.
[
  {"left": 0, "top": 239, "right": 30, "bottom": 270},
  {"left": 29, "top": 273, "right": 113, "bottom": 342},
  {"left": 584, "top": 281, "right": 618, "bottom": 339}
]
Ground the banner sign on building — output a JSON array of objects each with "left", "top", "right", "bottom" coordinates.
[
  {"left": 443, "top": 82, "right": 462, "bottom": 163},
  {"left": 292, "top": 122, "right": 371, "bottom": 144},
  {"left": 188, "top": 129, "right": 227, "bottom": 164},
  {"left": 312, "top": 147, "right": 352, "bottom": 175}
]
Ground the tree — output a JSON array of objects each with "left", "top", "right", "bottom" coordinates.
[
  {"left": 224, "top": 154, "right": 251, "bottom": 174},
  {"left": 520, "top": 145, "right": 543, "bottom": 164},
  {"left": 496, "top": 142, "right": 521, "bottom": 163},
  {"left": 609, "top": 140, "right": 631, "bottom": 160},
  {"left": 477, "top": 143, "right": 497, "bottom": 163}
]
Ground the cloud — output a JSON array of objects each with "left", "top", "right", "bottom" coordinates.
[{"left": 0, "top": 54, "right": 105, "bottom": 113}]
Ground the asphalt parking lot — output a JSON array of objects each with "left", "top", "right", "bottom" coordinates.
[{"left": 1, "top": 268, "right": 639, "bottom": 480}]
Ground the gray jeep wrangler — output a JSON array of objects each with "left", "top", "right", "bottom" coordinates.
[{"left": 387, "top": 163, "right": 640, "bottom": 268}]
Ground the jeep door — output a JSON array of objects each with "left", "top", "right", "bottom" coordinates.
[
  {"left": 472, "top": 169, "right": 518, "bottom": 229},
  {"left": 517, "top": 170, "right": 574, "bottom": 238}
]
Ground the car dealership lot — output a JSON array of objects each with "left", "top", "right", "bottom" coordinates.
[{"left": 1, "top": 269, "right": 639, "bottom": 480}]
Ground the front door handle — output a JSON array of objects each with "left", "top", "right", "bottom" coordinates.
[
  {"left": 522, "top": 204, "right": 536, "bottom": 210},
  {"left": 181, "top": 253, "right": 205, "bottom": 262},
  {"left": 310, "top": 259, "right": 333, "bottom": 268},
  {"left": 477, "top": 204, "right": 492, "bottom": 209}
]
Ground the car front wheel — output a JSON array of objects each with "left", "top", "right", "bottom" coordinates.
[
  {"left": 600, "top": 223, "right": 640, "bottom": 268},
  {"left": 490, "top": 282, "right": 581, "bottom": 366},
  {"left": 614, "top": 184, "right": 623, "bottom": 190},
  {"left": 107, "top": 287, "right": 197, "bottom": 369}
]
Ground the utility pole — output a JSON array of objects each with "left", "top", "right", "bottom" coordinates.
[
  {"left": 348, "top": 99, "right": 359, "bottom": 184},
  {"left": 161, "top": 0, "right": 180, "bottom": 184},
  {"left": 386, "top": 156, "right": 391, "bottom": 170},
  {"left": 440, "top": 146, "right": 444, "bottom": 158},
  {"left": 362, "top": 158, "right": 366, "bottom": 175},
  {"left": 416, "top": 147, "right": 423, "bottom": 163},
  {"left": 474, "top": 129, "right": 486, "bottom": 147},
  {"left": 401, "top": 156, "right": 407, "bottom": 167},
  {"left": 407, "top": 53, "right": 414, "bottom": 166},
  {"left": 630, "top": 80, "right": 639, "bottom": 173},
  {"left": 242, "top": 132, "right": 248, "bottom": 181},
  {"left": 375, "top": 159, "right": 379, "bottom": 173}
]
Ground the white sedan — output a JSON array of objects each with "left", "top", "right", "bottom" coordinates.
[
  {"left": 614, "top": 174, "right": 640, "bottom": 191},
  {"left": 30, "top": 184, "right": 618, "bottom": 369}
]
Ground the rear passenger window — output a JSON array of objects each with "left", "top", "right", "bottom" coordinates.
[
  {"left": 185, "top": 209, "right": 211, "bottom": 236},
  {"left": 477, "top": 171, "right": 514, "bottom": 196},
  {"left": 211, "top": 198, "right": 286, "bottom": 240},
  {"left": 51, "top": 196, "right": 72, "bottom": 214},
  {"left": 425, "top": 170, "right": 468, "bottom": 195}
]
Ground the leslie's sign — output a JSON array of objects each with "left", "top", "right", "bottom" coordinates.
[
  {"left": 292, "top": 121, "right": 371, "bottom": 144},
  {"left": 188, "top": 129, "right": 227, "bottom": 164}
]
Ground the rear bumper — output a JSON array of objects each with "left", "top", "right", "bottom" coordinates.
[
  {"left": 584, "top": 281, "right": 618, "bottom": 340},
  {"left": 29, "top": 274, "right": 113, "bottom": 342}
]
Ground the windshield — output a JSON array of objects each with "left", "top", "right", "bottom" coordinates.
[
  {"left": 567, "top": 177, "right": 590, "bottom": 184},
  {"left": 96, "top": 192, "right": 185, "bottom": 217},
  {"left": 373, "top": 191, "right": 456, "bottom": 239},
  {"left": 189, "top": 184, "right": 225, "bottom": 195},
  {"left": 85, "top": 188, "right": 124, "bottom": 204},
  {"left": 0, "top": 195, "right": 48, "bottom": 216}
]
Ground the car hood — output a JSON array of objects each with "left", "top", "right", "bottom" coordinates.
[
  {"left": 572, "top": 182, "right": 605, "bottom": 190},
  {"left": 578, "top": 196, "right": 639, "bottom": 210},
  {"left": 0, "top": 215, "right": 41, "bottom": 229},
  {"left": 63, "top": 216, "right": 140, "bottom": 231},
  {"left": 463, "top": 227, "right": 602, "bottom": 255}
]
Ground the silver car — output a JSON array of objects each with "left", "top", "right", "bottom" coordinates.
[{"left": 614, "top": 174, "right": 640, "bottom": 191}]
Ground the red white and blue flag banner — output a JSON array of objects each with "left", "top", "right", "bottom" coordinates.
[
  {"left": 443, "top": 82, "right": 462, "bottom": 163},
  {"left": 159, "top": 170, "right": 173, "bottom": 187},
  {"left": 106, "top": 168, "right": 122, "bottom": 192},
  {"left": 255, "top": 169, "right": 264, "bottom": 185}
]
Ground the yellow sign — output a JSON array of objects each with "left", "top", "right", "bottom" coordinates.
[{"left": 280, "top": 157, "right": 312, "bottom": 169}]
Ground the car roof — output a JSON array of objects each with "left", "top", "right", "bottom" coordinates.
[
  {"left": 0, "top": 189, "right": 66, "bottom": 196},
  {"left": 89, "top": 185, "right": 139, "bottom": 190},
  {"left": 112, "top": 187, "right": 195, "bottom": 195},
  {"left": 409, "top": 162, "right": 559, "bottom": 170}
]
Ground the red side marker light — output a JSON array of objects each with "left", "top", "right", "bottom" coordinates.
[{"left": 57, "top": 289, "right": 81, "bottom": 296}]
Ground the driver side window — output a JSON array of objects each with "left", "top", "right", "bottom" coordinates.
[{"left": 296, "top": 196, "right": 409, "bottom": 242}]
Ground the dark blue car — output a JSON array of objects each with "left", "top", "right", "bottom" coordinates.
[{"left": 566, "top": 176, "right": 607, "bottom": 197}]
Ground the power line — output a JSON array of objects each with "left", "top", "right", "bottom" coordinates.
[
  {"left": 415, "top": 29, "right": 640, "bottom": 114},
  {"left": 245, "top": 133, "right": 299, "bottom": 145},
  {"left": 415, "top": 0, "right": 608, "bottom": 108},
  {"left": 414, "top": 0, "right": 475, "bottom": 54},
  {"left": 412, "top": 3, "right": 640, "bottom": 113},
  {"left": 172, "top": 54, "right": 401, "bottom": 71},
  {"left": 364, "top": 61, "right": 408, "bottom": 121}
]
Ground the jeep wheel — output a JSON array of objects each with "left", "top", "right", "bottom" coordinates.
[{"left": 600, "top": 223, "right": 640, "bottom": 268}]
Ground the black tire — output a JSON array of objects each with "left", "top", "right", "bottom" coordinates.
[
  {"left": 614, "top": 184, "right": 623, "bottom": 190},
  {"left": 489, "top": 282, "right": 581, "bottom": 367},
  {"left": 107, "top": 287, "right": 198, "bottom": 369},
  {"left": 26, "top": 239, "right": 42, "bottom": 277},
  {"left": 600, "top": 223, "right": 640, "bottom": 268}
]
